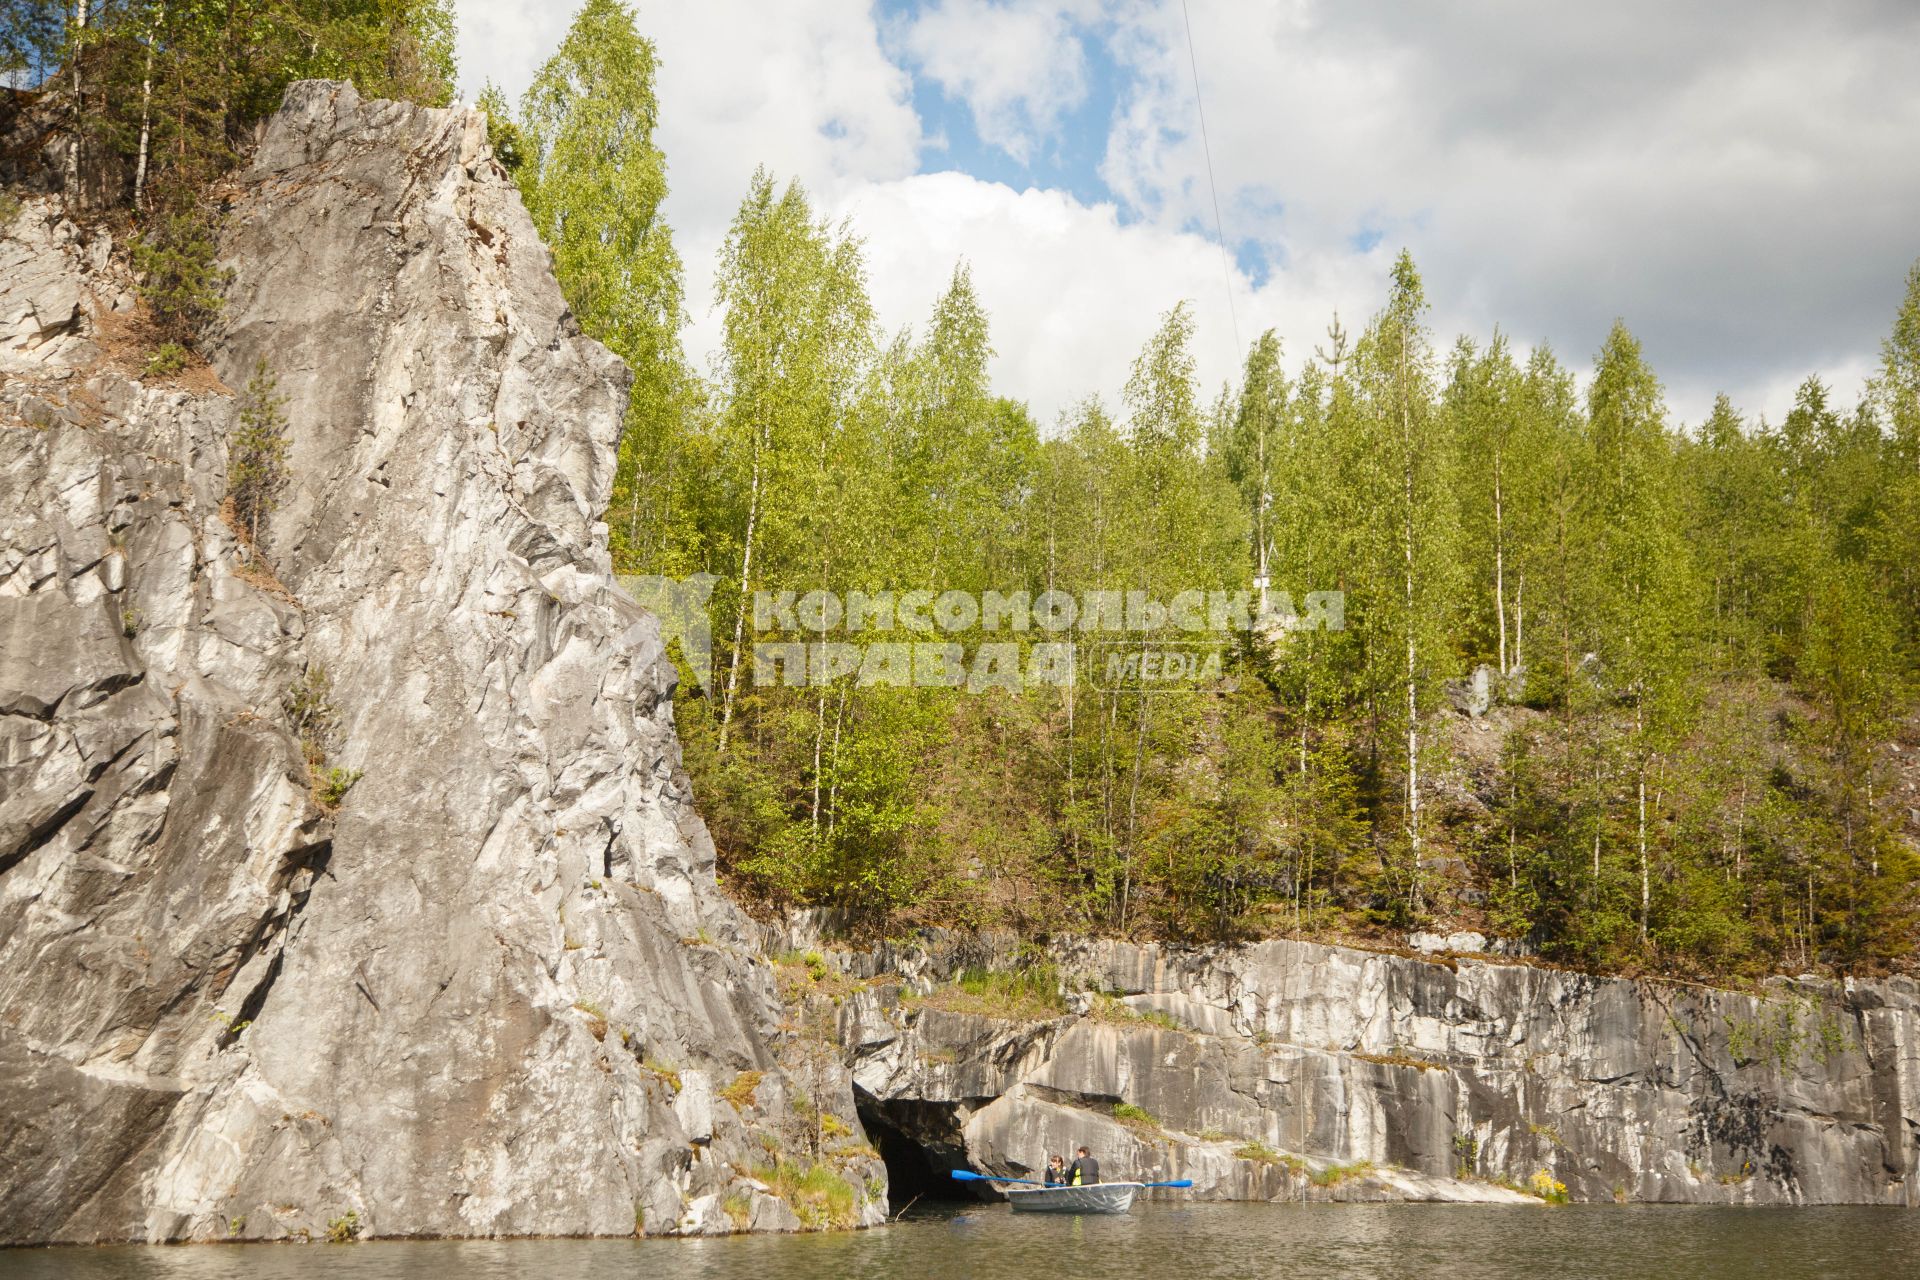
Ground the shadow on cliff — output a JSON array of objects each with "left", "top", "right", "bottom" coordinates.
[{"left": 855, "top": 1089, "right": 982, "bottom": 1214}]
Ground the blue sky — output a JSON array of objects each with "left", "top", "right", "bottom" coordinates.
[
  {"left": 881, "top": 0, "right": 1121, "bottom": 210},
  {"left": 455, "top": 0, "right": 1920, "bottom": 430}
]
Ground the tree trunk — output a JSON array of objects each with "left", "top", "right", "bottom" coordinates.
[
  {"left": 1493, "top": 452, "right": 1507, "bottom": 675},
  {"left": 1400, "top": 343, "right": 1422, "bottom": 914},
  {"left": 716, "top": 424, "right": 764, "bottom": 756},
  {"left": 133, "top": 4, "right": 162, "bottom": 211},
  {"left": 64, "top": 0, "right": 88, "bottom": 207}
]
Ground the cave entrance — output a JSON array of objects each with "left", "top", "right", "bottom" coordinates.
[{"left": 855, "top": 1090, "right": 981, "bottom": 1215}]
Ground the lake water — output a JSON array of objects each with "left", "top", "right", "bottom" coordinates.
[{"left": 4, "top": 1203, "right": 1915, "bottom": 1280}]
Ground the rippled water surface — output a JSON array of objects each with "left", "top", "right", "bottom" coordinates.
[{"left": 5, "top": 1203, "right": 1916, "bottom": 1280}]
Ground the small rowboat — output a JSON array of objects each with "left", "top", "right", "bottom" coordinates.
[
  {"left": 1006, "top": 1182, "right": 1144, "bottom": 1215},
  {"left": 950, "top": 1168, "right": 1190, "bottom": 1211}
]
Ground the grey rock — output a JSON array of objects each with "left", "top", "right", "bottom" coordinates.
[
  {"left": 809, "top": 921, "right": 1920, "bottom": 1207},
  {"left": 0, "top": 82, "right": 882, "bottom": 1244},
  {"left": 1443, "top": 663, "right": 1495, "bottom": 719},
  {"left": 1409, "top": 931, "right": 1488, "bottom": 955}
]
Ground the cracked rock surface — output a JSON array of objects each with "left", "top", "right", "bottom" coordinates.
[
  {"left": 802, "top": 924, "right": 1920, "bottom": 1206},
  {"left": 0, "top": 82, "right": 882, "bottom": 1245}
]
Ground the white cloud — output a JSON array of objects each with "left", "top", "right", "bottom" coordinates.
[
  {"left": 452, "top": 0, "right": 1920, "bottom": 430},
  {"left": 831, "top": 172, "right": 1377, "bottom": 427},
  {"left": 457, "top": 0, "right": 922, "bottom": 384},
  {"left": 890, "top": 0, "right": 1103, "bottom": 164},
  {"left": 1094, "top": 0, "right": 1920, "bottom": 424}
]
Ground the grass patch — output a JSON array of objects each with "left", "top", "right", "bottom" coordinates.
[
  {"left": 772, "top": 949, "right": 862, "bottom": 1001},
  {"left": 1309, "top": 1160, "right": 1374, "bottom": 1188},
  {"left": 719, "top": 1070, "right": 762, "bottom": 1111},
  {"left": 1233, "top": 1140, "right": 1305, "bottom": 1172},
  {"left": 750, "top": 1161, "right": 858, "bottom": 1230},
  {"left": 906, "top": 964, "right": 1066, "bottom": 1022},
  {"left": 722, "top": 1191, "right": 752, "bottom": 1230},
  {"left": 1353, "top": 1050, "right": 1442, "bottom": 1072},
  {"left": 1112, "top": 1102, "right": 1160, "bottom": 1134},
  {"left": 641, "top": 1057, "right": 682, "bottom": 1092},
  {"left": 1087, "top": 992, "right": 1183, "bottom": 1031}
]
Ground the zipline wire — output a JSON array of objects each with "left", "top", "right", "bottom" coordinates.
[{"left": 1179, "top": 0, "right": 1241, "bottom": 357}]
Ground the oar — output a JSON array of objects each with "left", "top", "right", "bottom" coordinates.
[
  {"left": 1140, "top": 1179, "right": 1194, "bottom": 1188},
  {"left": 950, "top": 1170, "right": 1047, "bottom": 1186}
]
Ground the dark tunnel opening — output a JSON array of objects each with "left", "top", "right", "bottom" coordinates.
[{"left": 855, "top": 1090, "right": 984, "bottom": 1215}]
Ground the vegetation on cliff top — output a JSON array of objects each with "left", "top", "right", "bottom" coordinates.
[
  {"left": 19, "top": 2, "right": 1917, "bottom": 982},
  {"left": 487, "top": 1, "right": 1920, "bottom": 981}
]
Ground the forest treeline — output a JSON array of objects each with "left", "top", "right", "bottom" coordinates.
[
  {"left": 492, "top": 2, "right": 1920, "bottom": 977},
  {"left": 4, "top": 0, "right": 457, "bottom": 365},
  {"left": 14, "top": 2, "right": 1920, "bottom": 977}
]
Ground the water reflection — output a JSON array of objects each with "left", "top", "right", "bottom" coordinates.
[{"left": 2, "top": 1203, "right": 1914, "bottom": 1280}]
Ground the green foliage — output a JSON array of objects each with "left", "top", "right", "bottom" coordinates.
[
  {"left": 1527, "top": 1169, "right": 1569, "bottom": 1203},
  {"left": 909, "top": 963, "right": 1065, "bottom": 1021},
  {"left": 511, "top": 0, "right": 689, "bottom": 574},
  {"left": 487, "top": 0, "right": 1920, "bottom": 984},
  {"left": 476, "top": 81, "right": 525, "bottom": 173},
  {"left": 142, "top": 341, "right": 189, "bottom": 378},
  {"left": 228, "top": 359, "right": 289, "bottom": 547},
  {"left": 749, "top": 1160, "right": 858, "bottom": 1230},
  {"left": 1309, "top": 1160, "right": 1375, "bottom": 1188},
  {"left": 1233, "top": 1140, "right": 1302, "bottom": 1171},
  {"left": 324, "top": 1210, "right": 360, "bottom": 1243},
  {"left": 131, "top": 211, "right": 228, "bottom": 345},
  {"left": 19, "top": 0, "right": 456, "bottom": 218},
  {"left": 318, "top": 767, "right": 362, "bottom": 809},
  {"left": 1111, "top": 1102, "right": 1159, "bottom": 1132},
  {"left": 283, "top": 666, "right": 357, "bottom": 811}
]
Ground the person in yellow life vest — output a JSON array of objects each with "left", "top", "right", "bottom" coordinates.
[{"left": 1067, "top": 1145, "right": 1100, "bottom": 1185}]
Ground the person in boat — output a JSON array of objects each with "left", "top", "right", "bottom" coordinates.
[
  {"left": 1068, "top": 1145, "right": 1101, "bottom": 1185},
  {"left": 1043, "top": 1154, "right": 1068, "bottom": 1186}
]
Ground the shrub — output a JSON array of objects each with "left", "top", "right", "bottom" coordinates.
[
  {"left": 142, "top": 342, "right": 189, "bottom": 378},
  {"left": 229, "top": 360, "right": 289, "bottom": 548},
  {"left": 318, "top": 767, "right": 362, "bottom": 809},
  {"left": 131, "top": 210, "right": 229, "bottom": 344},
  {"left": 324, "top": 1210, "right": 360, "bottom": 1243}
]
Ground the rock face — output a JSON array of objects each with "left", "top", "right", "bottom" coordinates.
[
  {"left": 0, "top": 82, "right": 883, "bottom": 1245},
  {"left": 808, "top": 926, "right": 1920, "bottom": 1207}
]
